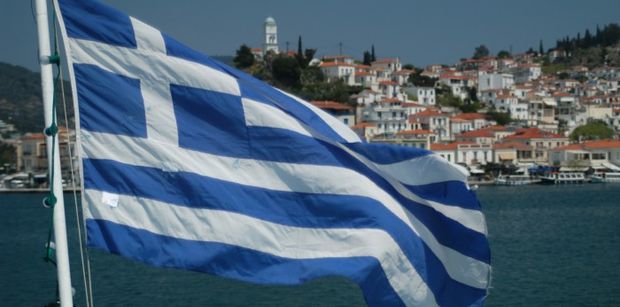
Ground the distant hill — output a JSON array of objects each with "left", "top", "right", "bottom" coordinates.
[
  {"left": 211, "top": 55, "right": 234, "bottom": 66},
  {"left": 0, "top": 62, "right": 45, "bottom": 133},
  {"left": 550, "top": 23, "right": 620, "bottom": 67}
]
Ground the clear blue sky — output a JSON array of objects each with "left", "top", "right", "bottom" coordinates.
[{"left": 2, "top": 0, "right": 619, "bottom": 71}]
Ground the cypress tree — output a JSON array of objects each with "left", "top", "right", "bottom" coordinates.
[{"left": 371, "top": 45, "right": 376, "bottom": 62}]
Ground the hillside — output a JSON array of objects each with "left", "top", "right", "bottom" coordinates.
[
  {"left": 0, "top": 62, "right": 44, "bottom": 132},
  {"left": 0, "top": 62, "right": 73, "bottom": 133}
]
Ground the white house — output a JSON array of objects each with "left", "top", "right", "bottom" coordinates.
[
  {"left": 478, "top": 72, "right": 515, "bottom": 91},
  {"left": 319, "top": 62, "right": 356, "bottom": 85},
  {"left": 404, "top": 86, "right": 436, "bottom": 106}
]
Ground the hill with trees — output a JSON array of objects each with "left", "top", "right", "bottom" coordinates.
[{"left": 550, "top": 23, "right": 620, "bottom": 67}]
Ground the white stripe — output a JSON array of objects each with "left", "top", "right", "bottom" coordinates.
[
  {"left": 240, "top": 98, "right": 485, "bottom": 235},
  {"left": 140, "top": 78, "right": 178, "bottom": 145},
  {"left": 68, "top": 38, "right": 240, "bottom": 96},
  {"left": 130, "top": 17, "right": 166, "bottom": 53},
  {"left": 84, "top": 189, "right": 437, "bottom": 307},
  {"left": 375, "top": 155, "right": 468, "bottom": 186},
  {"left": 276, "top": 89, "right": 361, "bottom": 143},
  {"left": 241, "top": 98, "right": 468, "bottom": 185},
  {"left": 80, "top": 130, "right": 489, "bottom": 289}
]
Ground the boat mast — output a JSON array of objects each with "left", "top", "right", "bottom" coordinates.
[{"left": 35, "top": 0, "right": 73, "bottom": 306}]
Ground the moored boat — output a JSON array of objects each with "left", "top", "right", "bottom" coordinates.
[
  {"left": 494, "top": 175, "right": 535, "bottom": 186},
  {"left": 540, "top": 172, "right": 585, "bottom": 184},
  {"left": 591, "top": 172, "right": 620, "bottom": 183}
]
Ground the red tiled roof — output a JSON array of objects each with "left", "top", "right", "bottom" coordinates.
[
  {"left": 319, "top": 62, "right": 354, "bottom": 68},
  {"left": 310, "top": 100, "right": 353, "bottom": 111},
  {"left": 351, "top": 122, "right": 377, "bottom": 129},
  {"left": 452, "top": 113, "right": 487, "bottom": 121},
  {"left": 355, "top": 71, "right": 372, "bottom": 77},
  {"left": 396, "top": 129, "right": 434, "bottom": 136},
  {"left": 379, "top": 80, "right": 398, "bottom": 86},
  {"left": 505, "top": 127, "right": 565, "bottom": 140},
  {"left": 402, "top": 102, "right": 425, "bottom": 108},
  {"left": 456, "top": 129, "right": 494, "bottom": 138},
  {"left": 439, "top": 73, "right": 468, "bottom": 80},
  {"left": 380, "top": 98, "right": 401, "bottom": 103},
  {"left": 583, "top": 139, "right": 620, "bottom": 149},
  {"left": 408, "top": 109, "right": 448, "bottom": 119},
  {"left": 431, "top": 141, "right": 474, "bottom": 151}
]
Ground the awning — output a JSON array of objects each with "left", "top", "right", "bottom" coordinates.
[
  {"left": 498, "top": 153, "right": 513, "bottom": 160},
  {"left": 603, "top": 161, "right": 620, "bottom": 171},
  {"left": 559, "top": 166, "right": 589, "bottom": 172}
]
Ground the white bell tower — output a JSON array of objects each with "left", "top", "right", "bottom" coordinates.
[{"left": 264, "top": 16, "right": 278, "bottom": 54}]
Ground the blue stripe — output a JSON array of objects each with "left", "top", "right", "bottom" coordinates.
[
  {"left": 87, "top": 219, "right": 405, "bottom": 307},
  {"left": 75, "top": 64, "right": 146, "bottom": 137},
  {"left": 83, "top": 159, "right": 488, "bottom": 306},
  {"left": 59, "top": 0, "right": 136, "bottom": 48},
  {"left": 344, "top": 142, "right": 433, "bottom": 164}
]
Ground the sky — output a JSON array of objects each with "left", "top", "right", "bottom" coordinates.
[{"left": 2, "top": 0, "right": 619, "bottom": 72}]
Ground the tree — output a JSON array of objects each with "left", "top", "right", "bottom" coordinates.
[
  {"left": 473, "top": 45, "right": 490, "bottom": 59},
  {"left": 402, "top": 64, "right": 415, "bottom": 70},
  {"left": 271, "top": 55, "right": 301, "bottom": 89},
  {"left": 569, "top": 120, "right": 615, "bottom": 141},
  {"left": 371, "top": 45, "right": 376, "bottom": 62},
  {"left": 362, "top": 51, "right": 372, "bottom": 65},
  {"left": 497, "top": 50, "right": 511, "bottom": 58},
  {"left": 233, "top": 44, "right": 255, "bottom": 69},
  {"left": 486, "top": 111, "right": 512, "bottom": 126},
  {"left": 408, "top": 70, "right": 437, "bottom": 87},
  {"left": 539, "top": 40, "right": 544, "bottom": 55}
]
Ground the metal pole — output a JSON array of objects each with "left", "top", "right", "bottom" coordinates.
[{"left": 35, "top": 0, "right": 73, "bottom": 306}]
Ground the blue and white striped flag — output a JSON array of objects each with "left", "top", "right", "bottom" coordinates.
[{"left": 56, "top": 0, "right": 490, "bottom": 305}]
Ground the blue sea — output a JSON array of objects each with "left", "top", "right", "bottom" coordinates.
[{"left": 1, "top": 184, "right": 619, "bottom": 306}]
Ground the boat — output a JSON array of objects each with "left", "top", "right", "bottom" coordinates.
[
  {"left": 539, "top": 172, "right": 586, "bottom": 184},
  {"left": 591, "top": 172, "right": 620, "bottom": 183},
  {"left": 494, "top": 174, "right": 535, "bottom": 185}
]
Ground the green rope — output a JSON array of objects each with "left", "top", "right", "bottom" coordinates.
[{"left": 43, "top": 2, "right": 61, "bottom": 263}]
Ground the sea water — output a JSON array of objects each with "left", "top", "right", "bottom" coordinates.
[{"left": 1, "top": 184, "right": 619, "bottom": 306}]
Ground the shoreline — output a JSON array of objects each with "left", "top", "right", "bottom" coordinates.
[{"left": 0, "top": 188, "right": 81, "bottom": 193}]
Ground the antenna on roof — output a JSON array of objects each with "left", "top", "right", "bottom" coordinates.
[{"left": 339, "top": 42, "right": 343, "bottom": 55}]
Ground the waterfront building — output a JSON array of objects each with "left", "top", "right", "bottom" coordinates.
[{"left": 549, "top": 140, "right": 620, "bottom": 170}]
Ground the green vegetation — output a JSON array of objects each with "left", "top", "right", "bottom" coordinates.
[
  {"left": 569, "top": 120, "right": 615, "bottom": 141},
  {"left": 408, "top": 68, "right": 437, "bottom": 87},
  {"left": 486, "top": 111, "right": 512, "bottom": 126},
  {"left": 541, "top": 63, "right": 568, "bottom": 75},
  {"left": 233, "top": 44, "right": 255, "bottom": 69},
  {"left": 497, "top": 50, "right": 511, "bottom": 59},
  {"left": 436, "top": 86, "right": 482, "bottom": 113},
  {"left": 0, "top": 143, "right": 16, "bottom": 171},
  {"left": 551, "top": 23, "right": 620, "bottom": 67},
  {"left": 472, "top": 45, "right": 490, "bottom": 59}
]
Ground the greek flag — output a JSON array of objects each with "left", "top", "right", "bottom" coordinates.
[{"left": 56, "top": 0, "right": 490, "bottom": 305}]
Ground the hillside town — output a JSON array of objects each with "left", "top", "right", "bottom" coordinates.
[{"left": 1, "top": 17, "right": 620, "bottom": 188}]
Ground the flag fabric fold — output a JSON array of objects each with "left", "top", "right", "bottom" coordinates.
[{"left": 56, "top": 0, "right": 490, "bottom": 305}]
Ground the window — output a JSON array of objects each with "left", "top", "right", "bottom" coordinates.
[{"left": 343, "top": 118, "right": 349, "bottom": 125}]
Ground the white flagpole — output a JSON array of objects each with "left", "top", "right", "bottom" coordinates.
[{"left": 35, "top": 0, "right": 73, "bottom": 306}]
